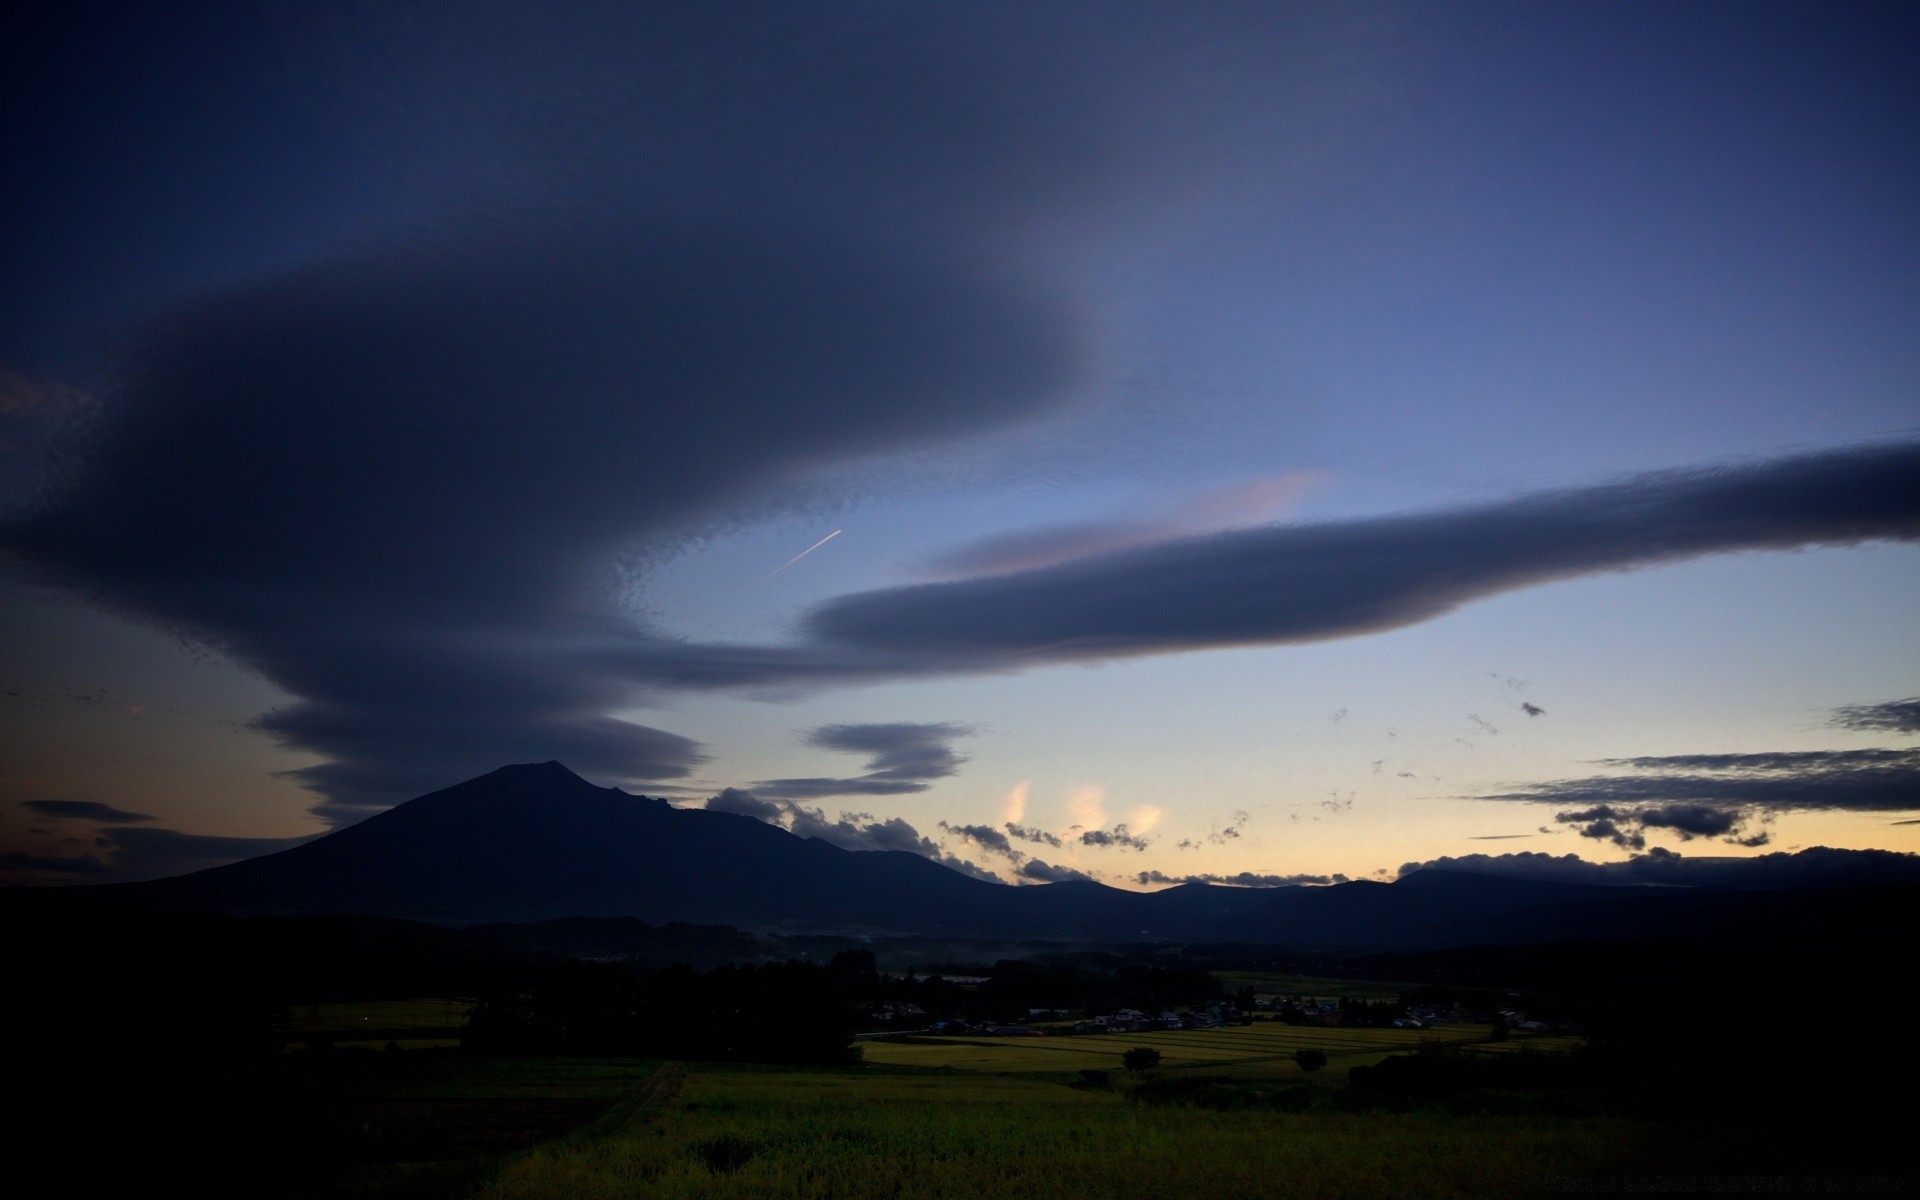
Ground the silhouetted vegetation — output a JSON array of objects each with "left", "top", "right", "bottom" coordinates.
[
  {"left": 1123, "top": 1046, "right": 1162, "bottom": 1072},
  {"left": 462, "top": 959, "right": 859, "bottom": 1064}
]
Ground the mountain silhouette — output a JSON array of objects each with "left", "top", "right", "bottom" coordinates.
[{"left": 115, "top": 762, "right": 1916, "bottom": 949}]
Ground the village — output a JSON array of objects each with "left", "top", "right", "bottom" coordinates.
[{"left": 862, "top": 977, "right": 1562, "bottom": 1041}]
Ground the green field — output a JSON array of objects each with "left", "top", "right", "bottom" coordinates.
[
  {"left": 860, "top": 1021, "right": 1564, "bottom": 1078},
  {"left": 471, "top": 1060, "right": 1709, "bottom": 1200}
]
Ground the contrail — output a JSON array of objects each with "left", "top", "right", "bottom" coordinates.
[{"left": 758, "top": 529, "right": 842, "bottom": 582}]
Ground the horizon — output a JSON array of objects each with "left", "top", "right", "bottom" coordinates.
[{"left": 3, "top": 2, "right": 1916, "bottom": 894}]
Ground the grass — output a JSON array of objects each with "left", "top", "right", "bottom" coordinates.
[
  {"left": 473, "top": 1062, "right": 1701, "bottom": 1200},
  {"left": 860, "top": 1020, "right": 1563, "bottom": 1079}
]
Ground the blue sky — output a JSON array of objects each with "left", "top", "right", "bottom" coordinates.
[{"left": 2, "top": 1, "right": 1915, "bottom": 886}]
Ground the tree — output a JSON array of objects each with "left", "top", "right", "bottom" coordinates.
[
  {"left": 1122, "top": 1046, "right": 1162, "bottom": 1072},
  {"left": 1293, "top": 1048, "right": 1327, "bottom": 1072}
]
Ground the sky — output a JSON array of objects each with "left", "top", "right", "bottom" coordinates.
[{"left": 2, "top": 0, "right": 1916, "bottom": 889}]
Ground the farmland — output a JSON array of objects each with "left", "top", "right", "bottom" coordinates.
[
  {"left": 860, "top": 1019, "right": 1560, "bottom": 1077},
  {"left": 474, "top": 1058, "right": 1708, "bottom": 1200}
]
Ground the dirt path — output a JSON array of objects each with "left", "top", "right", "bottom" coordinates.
[{"left": 578, "top": 1060, "right": 688, "bottom": 1137}]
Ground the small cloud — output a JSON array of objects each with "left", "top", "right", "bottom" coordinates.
[
  {"left": 1079, "top": 824, "right": 1149, "bottom": 851},
  {"left": 1001, "top": 781, "right": 1029, "bottom": 825},
  {"left": 705, "top": 787, "right": 786, "bottom": 821},
  {"left": 705, "top": 787, "right": 997, "bottom": 879},
  {"left": 752, "top": 721, "right": 975, "bottom": 799},
  {"left": 1065, "top": 784, "right": 1108, "bottom": 830},
  {"left": 940, "top": 821, "right": 1022, "bottom": 860},
  {"left": 1468, "top": 713, "right": 1500, "bottom": 736},
  {"left": 1018, "top": 858, "right": 1095, "bottom": 883},
  {"left": 1466, "top": 834, "right": 1533, "bottom": 840},
  {"left": 1005, "top": 821, "right": 1063, "bottom": 848},
  {"left": 1521, "top": 702, "right": 1546, "bottom": 717},
  {"left": 1207, "top": 809, "right": 1251, "bottom": 844}
]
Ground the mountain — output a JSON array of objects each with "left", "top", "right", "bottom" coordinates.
[{"left": 112, "top": 762, "right": 1916, "bottom": 950}]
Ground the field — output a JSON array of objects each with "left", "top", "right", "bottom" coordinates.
[
  {"left": 75, "top": 992, "right": 1901, "bottom": 1198},
  {"left": 860, "top": 1020, "right": 1566, "bottom": 1077},
  {"left": 474, "top": 1060, "right": 1713, "bottom": 1200}
]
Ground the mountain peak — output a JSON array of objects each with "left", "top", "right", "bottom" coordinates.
[{"left": 490, "top": 760, "right": 583, "bottom": 780}]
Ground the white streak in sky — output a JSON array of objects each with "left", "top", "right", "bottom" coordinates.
[{"left": 758, "top": 529, "right": 842, "bottom": 583}]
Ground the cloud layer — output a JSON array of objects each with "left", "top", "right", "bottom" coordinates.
[
  {"left": 2, "top": 220, "right": 1074, "bottom": 818},
  {"left": 1473, "top": 737, "right": 1920, "bottom": 851},
  {"left": 1831, "top": 697, "right": 1920, "bottom": 735},
  {"left": 630, "top": 442, "right": 1920, "bottom": 690},
  {"left": 805, "top": 442, "right": 1920, "bottom": 663}
]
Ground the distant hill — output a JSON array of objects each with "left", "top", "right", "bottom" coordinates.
[{"left": 111, "top": 761, "right": 1918, "bottom": 950}]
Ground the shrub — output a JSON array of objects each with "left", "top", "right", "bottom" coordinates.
[{"left": 1122, "top": 1046, "right": 1162, "bottom": 1072}]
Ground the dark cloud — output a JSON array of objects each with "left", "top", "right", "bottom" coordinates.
[
  {"left": 1830, "top": 697, "right": 1920, "bottom": 735},
  {"left": 1635, "top": 804, "right": 1742, "bottom": 838},
  {"left": 1467, "top": 834, "right": 1534, "bottom": 840},
  {"left": 1478, "top": 748, "right": 1920, "bottom": 815},
  {"left": 701, "top": 788, "right": 997, "bottom": 882},
  {"left": 634, "top": 442, "right": 1920, "bottom": 690},
  {"left": 1397, "top": 846, "right": 1920, "bottom": 890},
  {"left": 1018, "top": 858, "right": 1095, "bottom": 884},
  {"left": 1, "top": 2, "right": 1128, "bottom": 821},
  {"left": 1204, "top": 810, "right": 1252, "bottom": 845},
  {"left": 704, "top": 787, "right": 785, "bottom": 823},
  {"left": 21, "top": 799, "right": 154, "bottom": 823},
  {"left": 4, "top": 225, "right": 1064, "bottom": 818},
  {"left": 940, "top": 821, "right": 1020, "bottom": 860},
  {"left": 753, "top": 723, "right": 973, "bottom": 800},
  {"left": 1553, "top": 802, "right": 1749, "bottom": 850},
  {"left": 1521, "top": 702, "right": 1546, "bottom": 717},
  {"left": 1079, "top": 824, "right": 1150, "bottom": 851},
  {"left": 1480, "top": 744, "right": 1920, "bottom": 850},
  {"left": 1135, "top": 869, "right": 1345, "bottom": 887},
  {"left": 0, "top": 850, "right": 109, "bottom": 875},
  {"left": 1005, "top": 822, "right": 1063, "bottom": 849}
]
